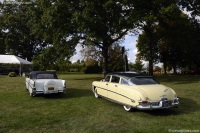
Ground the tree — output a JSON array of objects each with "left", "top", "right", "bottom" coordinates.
[
  {"left": 108, "top": 43, "right": 127, "bottom": 72},
  {"left": 72, "top": 0, "right": 137, "bottom": 76},
  {"left": 0, "top": 27, "right": 5, "bottom": 54},
  {"left": 84, "top": 59, "right": 102, "bottom": 74},
  {"left": 28, "top": 0, "right": 79, "bottom": 66},
  {"left": 135, "top": 0, "right": 183, "bottom": 75},
  {"left": 179, "top": 0, "right": 200, "bottom": 18},
  {"left": 136, "top": 25, "right": 159, "bottom": 75},
  {"left": 129, "top": 59, "right": 144, "bottom": 73},
  {"left": 154, "top": 66, "right": 161, "bottom": 73},
  {"left": 80, "top": 45, "right": 102, "bottom": 63},
  {"left": 137, "top": 3, "right": 200, "bottom": 74},
  {"left": 81, "top": 43, "right": 128, "bottom": 72},
  {"left": 0, "top": 3, "right": 45, "bottom": 61},
  {"left": 0, "top": 3, "right": 5, "bottom": 54},
  {"left": 157, "top": 7, "right": 200, "bottom": 73}
]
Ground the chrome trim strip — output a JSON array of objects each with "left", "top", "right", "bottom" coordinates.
[
  {"left": 98, "top": 94, "right": 136, "bottom": 108},
  {"left": 26, "top": 81, "right": 35, "bottom": 90},
  {"left": 94, "top": 86, "right": 133, "bottom": 101}
]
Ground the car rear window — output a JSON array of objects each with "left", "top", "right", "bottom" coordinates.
[
  {"left": 130, "top": 77, "right": 158, "bottom": 85},
  {"left": 36, "top": 74, "right": 58, "bottom": 79}
]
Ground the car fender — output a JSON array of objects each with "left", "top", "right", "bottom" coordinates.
[{"left": 117, "top": 85, "right": 148, "bottom": 106}]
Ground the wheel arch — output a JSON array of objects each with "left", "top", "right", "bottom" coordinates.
[{"left": 92, "top": 85, "right": 97, "bottom": 92}]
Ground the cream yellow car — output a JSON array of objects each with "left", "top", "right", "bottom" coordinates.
[{"left": 92, "top": 72, "right": 179, "bottom": 111}]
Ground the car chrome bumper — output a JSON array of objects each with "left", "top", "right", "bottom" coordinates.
[
  {"left": 136, "top": 98, "right": 179, "bottom": 110},
  {"left": 34, "top": 88, "right": 66, "bottom": 95}
]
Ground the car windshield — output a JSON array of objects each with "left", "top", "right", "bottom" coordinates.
[
  {"left": 129, "top": 77, "right": 158, "bottom": 85},
  {"left": 36, "top": 74, "right": 58, "bottom": 79}
]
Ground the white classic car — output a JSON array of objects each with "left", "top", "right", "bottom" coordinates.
[
  {"left": 92, "top": 72, "right": 179, "bottom": 111},
  {"left": 25, "top": 71, "right": 66, "bottom": 96}
]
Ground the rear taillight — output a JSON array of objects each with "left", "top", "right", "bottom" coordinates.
[
  {"left": 64, "top": 81, "right": 66, "bottom": 88},
  {"left": 139, "top": 100, "right": 149, "bottom": 105}
]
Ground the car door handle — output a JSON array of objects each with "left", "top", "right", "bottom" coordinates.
[
  {"left": 115, "top": 85, "right": 118, "bottom": 87},
  {"left": 106, "top": 83, "right": 108, "bottom": 85}
]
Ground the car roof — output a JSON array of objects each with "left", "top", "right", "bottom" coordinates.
[
  {"left": 30, "top": 71, "right": 57, "bottom": 79},
  {"left": 107, "top": 72, "right": 152, "bottom": 79},
  {"left": 30, "top": 71, "right": 56, "bottom": 75}
]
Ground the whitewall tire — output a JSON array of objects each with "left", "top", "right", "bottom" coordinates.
[
  {"left": 123, "top": 105, "right": 133, "bottom": 112},
  {"left": 30, "top": 93, "right": 35, "bottom": 97},
  {"left": 94, "top": 88, "right": 99, "bottom": 98}
]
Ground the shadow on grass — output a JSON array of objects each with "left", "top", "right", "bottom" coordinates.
[
  {"left": 36, "top": 88, "right": 92, "bottom": 99},
  {"left": 66, "top": 88, "right": 92, "bottom": 98},
  {"left": 140, "top": 97, "right": 200, "bottom": 116}
]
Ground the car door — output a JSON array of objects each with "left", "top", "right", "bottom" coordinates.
[
  {"left": 107, "top": 75, "right": 120, "bottom": 101},
  {"left": 96, "top": 75, "right": 110, "bottom": 97},
  {"left": 116, "top": 78, "right": 131, "bottom": 104}
]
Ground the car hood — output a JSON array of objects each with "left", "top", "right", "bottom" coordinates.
[{"left": 134, "top": 84, "right": 175, "bottom": 101}]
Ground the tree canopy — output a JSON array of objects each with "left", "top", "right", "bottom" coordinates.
[{"left": 0, "top": 0, "right": 200, "bottom": 75}]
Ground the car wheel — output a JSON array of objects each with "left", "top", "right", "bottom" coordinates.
[
  {"left": 123, "top": 105, "right": 133, "bottom": 112},
  {"left": 94, "top": 88, "right": 99, "bottom": 98},
  {"left": 30, "top": 92, "right": 35, "bottom": 97}
]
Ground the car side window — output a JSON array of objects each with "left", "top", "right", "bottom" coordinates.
[
  {"left": 121, "top": 78, "right": 129, "bottom": 85},
  {"left": 111, "top": 76, "right": 120, "bottom": 83},
  {"left": 105, "top": 76, "right": 110, "bottom": 82}
]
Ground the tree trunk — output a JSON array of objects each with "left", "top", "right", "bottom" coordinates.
[
  {"left": 149, "top": 56, "right": 154, "bottom": 76},
  {"left": 125, "top": 54, "right": 129, "bottom": 71},
  {"left": 148, "top": 36, "right": 154, "bottom": 76},
  {"left": 173, "top": 65, "right": 177, "bottom": 74},
  {"left": 163, "top": 61, "right": 167, "bottom": 74},
  {"left": 102, "top": 45, "right": 109, "bottom": 77},
  {"left": 144, "top": 22, "right": 154, "bottom": 76},
  {"left": 163, "top": 53, "right": 167, "bottom": 74}
]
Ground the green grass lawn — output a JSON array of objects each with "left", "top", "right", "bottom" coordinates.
[{"left": 0, "top": 74, "right": 200, "bottom": 133}]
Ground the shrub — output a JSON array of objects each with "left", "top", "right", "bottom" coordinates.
[
  {"left": 8, "top": 72, "right": 17, "bottom": 77},
  {"left": 84, "top": 65, "right": 102, "bottom": 74}
]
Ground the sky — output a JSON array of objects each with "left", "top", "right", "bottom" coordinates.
[{"left": 70, "top": 34, "right": 139, "bottom": 64}]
